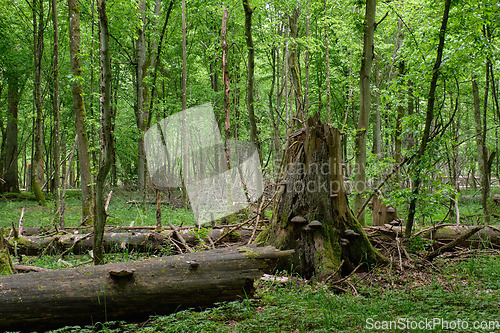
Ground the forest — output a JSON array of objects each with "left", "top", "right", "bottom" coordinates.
[{"left": 0, "top": 0, "right": 499, "bottom": 331}]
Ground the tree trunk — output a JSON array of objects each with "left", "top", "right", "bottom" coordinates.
[
  {"left": 0, "top": 75, "right": 22, "bottom": 194},
  {"left": 243, "top": 0, "right": 262, "bottom": 163},
  {"left": 69, "top": 0, "right": 94, "bottom": 225},
  {"left": 481, "top": 53, "right": 492, "bottom": 224},
  {"left": 7, "top": 228, "right": 253, "bottom": 256},
  {"left": 472, "top": 77, "right": 487, "bottom": 223},
  {"left": 257, "top": 115, "right": 386, "bottom": 278},
  {"left": 222, "top": 7, "right": 231, "bottom": 154},
  {"left": 353, "top": 0, "right": 376, "bottom": 222},
  {"left": 135, "top": 0, "right": 151, "bottom": 193},
  {"left": 0, "top": 245, "right": 292, "bottom": 332},
  {"left": 94, "top": 0, "right": 113, "bottom": 265},
  {"left": 406, "top": 0, "right": 451, "bottom": 238},
  {"left": 52, "top": 0, "right": 61, "bottom": 223},
  {"left": 32, "top": 0, "right": 46, "bottom": 206},
  {"left": 323, "top": 0, "right": 331, "bottom": 123}
]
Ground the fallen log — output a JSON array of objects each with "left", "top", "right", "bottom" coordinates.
[
  {"left": 7, "top": 228, "right": 253, "bottom": 256},
  {"left": 0, "top": 245, "right": 293, "bottom": 331},
  {"left": 364, "top": 224, "right": 500, "bottom": 248}
]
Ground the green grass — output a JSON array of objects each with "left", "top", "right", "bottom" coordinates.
[
  {"left": 41, "top": 253, "right": 500, "bottom": 333},
  {"left": 0, "top": 189, "right": 196, "bottom": 229}
]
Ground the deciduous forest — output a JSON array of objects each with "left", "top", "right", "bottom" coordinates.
[{"left": 0, "top": 0, "right": 499, "bottom": 331}]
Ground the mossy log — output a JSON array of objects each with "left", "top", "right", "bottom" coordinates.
[
  {"left": 257, "top": 116, "right": 386, "bottom": 278},
  {"left": 0, "top": 231, "right": 14, "bottom": 275},
  {"left": 0, "top": 245, "right": 292, "bottom": 331},
  {"left": 7, "top": 228, "right": 252, "bottom": 256},
  {"left": 365, "top": 224, "right": 500, "bottom": 248}
]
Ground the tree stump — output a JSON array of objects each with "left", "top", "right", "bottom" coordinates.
[{"left": 257, "top": 115, "right": 386, "bottom": 278}]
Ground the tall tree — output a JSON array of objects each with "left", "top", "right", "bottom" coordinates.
[
  {"left": 0, "top": 74, "right": 22, "bottom": 193},
  {"left": 136, "top": 0, "right": 148, "bottom": 192},
  {"left": 94, "top": 0, "right": 112, "bottom": 265},
  {"left": 52, "top": 0, "right": 61, "bottom": 222},
  {"left": 406, "top": 0, "right": 452, "bottom": 237},
  {"left": 32, "top": 0, "right": 46, "bottom": 205},
  {"left": 69, "top": 0, "right": 94, "bottom": 225},
  {"left": 243, "top": 0, "right": 261, "bottom": 162},
  {"left": 353, "top": 0, "right": 376, "bottom": 222}
]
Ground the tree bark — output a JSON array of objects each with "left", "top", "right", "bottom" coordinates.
[
  {"left": 0, "top": 75, "right": 22, "bottom": 194},
  {"left": 136, "top": 0, "right": 149, "bottom": 193},
  {"left": 243, "top": 0, "right": 262, "bottom": 163},
  {"left": 32, "top": 0, "right": 46, "bottom": 206},
  {"left": 0, "top": 245, "right": 292, "bottom": 331},
  {"left": 7, "top": 228, "right": 253, "bottom": 256},
  {"left": 323, "top": 0, "right": 331, "bottom": 123},
  {"left": 353, "top": 0, "right": 376, "bottom": 222},
  {"left": 52, "top": 0, "right": 61, "bottom": 223},
  {"left": 69, "top": 0, "right": 94, "bottom": 225},
  {"left": 222, "top": 7, "right": 231, "bottom": 153},
  {"left": 406, "top": 0, "right": 451, "bottom": 238},
  {"left": 257, "top": 115, "right": 386, "bottom": 278},
  {"left": 94, "top": 0, "right": 113, "bottom": 265},
  {"left": 472, "top": 77, "right": 487, "bottom": 223}
]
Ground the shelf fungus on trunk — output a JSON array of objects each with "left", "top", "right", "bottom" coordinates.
[{"left": 257, "top": 115, "right": 387, "bottom": 278}]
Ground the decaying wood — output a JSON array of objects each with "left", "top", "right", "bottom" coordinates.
[
  {"left": 258, "top": 116, "right": 387, "bottom": 278},
  {"left": 424, "top": 226, "right": 484, "bottom": 261},
  {"left": 365, "top": 224, "right": 500, "bottom": 248},
  {"left": 0, "top": 245, "right": 293, "bottom": 331},
  {"left": 370, "top": 194, "right": 398, "bottom": 226},
  {"left": 6, "top": 228, "right": 253, "bottom": 256}
]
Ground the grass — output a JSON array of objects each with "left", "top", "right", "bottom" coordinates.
[
  {"left": 40, "top": 252, "right": 500, "bottom": 333},
  {"left": 2, "top": 190, "right": 499, "bottom": 332},
  {"left": 0, "top": 189, "right": 196, "bottom": 230}
]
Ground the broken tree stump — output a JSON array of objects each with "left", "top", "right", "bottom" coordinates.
[
  {"left": 257, "top": 115, "right": 386, "bottom": 278},
  {"left": 0, "top": 245, "right": 292, "bottom": 331},
  {"left": 371, "top": 194, "right": 398, "bottom": 226}
]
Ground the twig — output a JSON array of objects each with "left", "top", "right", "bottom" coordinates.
[
  {"left": 104, "top": 190, "right": 113, "bottom": 213},
  {"left": 247, "top": 198, "right": 265, "bottom": 245},
  {"left": 18, "top": 207, "right": 25, "bottom": 237},
  {"left": 168, "top": 222, "right": 193, "bottom": 253},
  {"left": 330, "top": 262, "right": 364, "bottom": 285},
  {"left": 324, "top": 260, "right": 345, "bottom": 283},
  {"left": 13, "top": 264, "right": 52, "bottom": 273}
]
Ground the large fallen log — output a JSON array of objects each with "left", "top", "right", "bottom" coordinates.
[
  {"left": 7, "top": 228, "right": 252, "bottom": 256},
  {"left": 0, "top": 245, "right": 292, "bottom": 331},
  {"left": 364, "top": 224, "right": 500, "bottom": 248}
]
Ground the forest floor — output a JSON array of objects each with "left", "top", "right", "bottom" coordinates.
[{"left": 1, "top": 189, "right": 499, "bottom": 332}]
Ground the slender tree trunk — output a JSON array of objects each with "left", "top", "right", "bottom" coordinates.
[
  {"left": 1, "top": 75, "right": 22, "bottom": 193},
  {"left": 94, "top": 0, "right": 112, "bottom": 265},
  {"left": 69, "top": 0, "right": 94, "bottom": 225},
  {"left": 136, "top": 0, "right": 149, "bottom": 193},
  {"left": 395, "top": 61, "right": 405, "bottom": 186},
  {"left": 243, "top": 0, "right": 262, "bottom": 162},
  {"left": 287, "top": 8, "right": 303, "bottom": 125},
  {"left": 481, "top": 54, "right": 491, "bottom": 224},
  {"left": 222, "top": 7, "right": 231, "bottom": 148},
  {"left": 33, "top": 0, "right": 46, "bottom": 205},
  {"left": 324, "top": 0, "right": 331, "bottom": 123},
  {"left": 406, "top": 0, "right": 451, "bottom": 237},
  {"left": 304, "top": 0, "right": 310, "bottom": 116},
  {"left": 52, "top": 0, "right": 61, "bottom": 222},
  {"left": 353, "top": 0, "right": 376, "bottom": 223}
]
